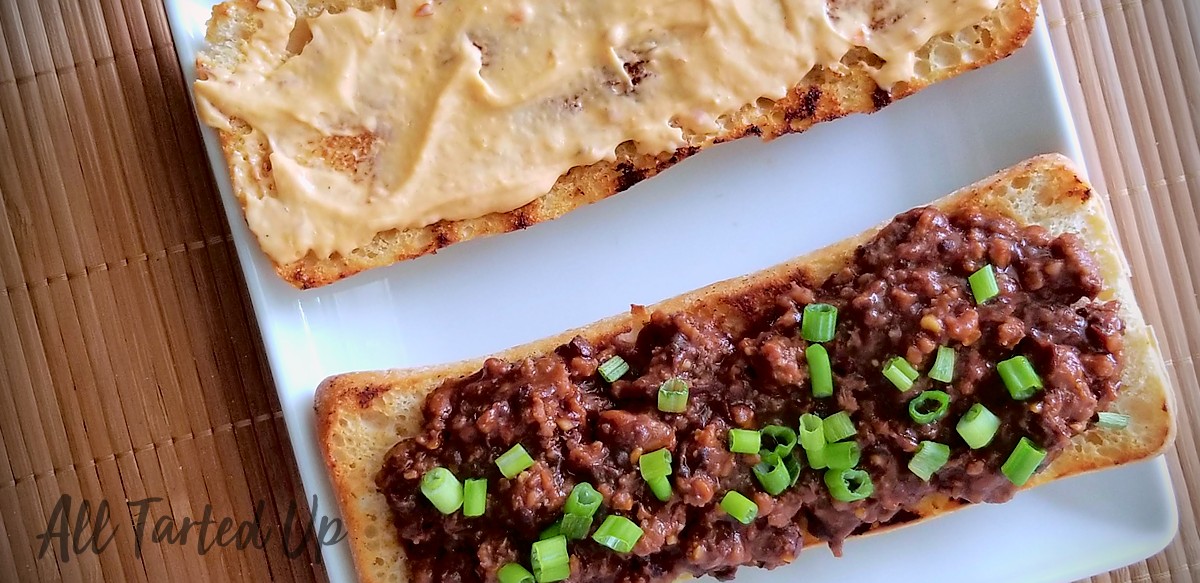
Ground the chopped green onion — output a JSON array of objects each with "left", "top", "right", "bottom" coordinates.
[
  {"left": 1001, "top": 437, "right": 1047, "bottom": 486},
  {"left": 753, "top": 452, "right": 791, "bottom": 495},
  {"left": 785, "top": 452, "right": 804, "bottom": 487},
  {"left": 598, "top": 356, "right": 630, "bottom": 383},
  {"left": 657, "top": 378, "right": 689, "bottom": 413},
  {"left": 908, "top": 390, "right": 952, "bottom": 424},
  {"left": 908, "top": 441, "right": 951, "bottom": 481},
  {"left": 638, "top": 448, "right": 673, "bottom": 482},
  {"left": 564, "top": 482, "right": 602, "bottom": 517},
  {"left": 559, "top": 512, "right": 593, "bottom": 540},
  {"left": 497, "top": 444, "right": 535, "bottom": 478},
  {"left": 463, "top": 478, "right": 487, "bottom": 517},
  {"left": 761, "top": 425, "right": 798, "bottom": 458},
  {"left": 531, "top": 535, "right": 570, "bottom": 582},
  {"left": 420, "top": 467, "right": 463, "bottom": 514},
  {"left": 806, "top": 344, "right": 834, "bottom": 398},
  {"left": 969, "top": 264, "right": 1001, "bottom": 304},
  {"left": 956, "top": 403, "right": 1001, "bottom": 449},
  {"left": 929, "top": 346, "right": 957, "bottom": 383},
  {"left": 801, "top": 303, "right": 839, "bottom": 343},
  {"left": 591, "top": 515, "right": 643, "bottom": 553},
  {"left": 634, "top": 444, "right": 674, "bottom": 503},
  {"left": 1097, "top": 411, "right": 1130, "bottom": 429},
  {"left": 647, "top": 476, "right": 672, "bottom": 501},
  {"left": 719, "top": 491, "right": 759, "bottom": 524},
  {"left": 539, "top": 519, "right": 562, "bottom": 540},
  {"left": 498, "top": 563, "right": 535, "bottom": 583},
  {"left": 823, "top": 441, "right": 861, "bottom": 471},
  {"left": 997, "top": 356, "right": 1043, "bottom": 400},
  {"left": 883, "top": 366, "right": 915, "bottom": 391},
  {"left": 806, "top": 445, "right": 828, "bottom": 470},
  {"left": 798, "top": 413, "right": 826, "bottom": 452},
  {"left": 883, "top": 356, "right": 919, "bottom": 391},
  {"left": 824, "top": 468, "right": 874, "bottom": 503},
  {"left": 729, "top": 429, "right": 762, "bottom": 454},
  {"left": 895, "top": 357, "right": 921, "bottom": 381},
  {"left": 823, "top": 411, "right": 857, "bottom": 443}
]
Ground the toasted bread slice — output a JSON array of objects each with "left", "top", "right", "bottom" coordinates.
[
  {"left": 196, "top": 0, "right": 1038, "bottom": 289},
  {"left": 315, "top": 154, "right": 1174, "bottom": 583}
]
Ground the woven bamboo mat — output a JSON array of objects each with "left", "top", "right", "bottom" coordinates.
[{"left": 0, "top": 0, "right": 1195, "bottom": 581}]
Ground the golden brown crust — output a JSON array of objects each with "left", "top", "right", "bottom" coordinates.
[
  {"left": 197, "top": 0, "right": 1039, "bottom": 288},
  {"left": 315, "top": 154, "right": 1174, "bottom": 583}
]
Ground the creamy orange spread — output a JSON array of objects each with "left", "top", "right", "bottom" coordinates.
[{"left": 195, "top": 0, "right": 997, "bottom": 264}]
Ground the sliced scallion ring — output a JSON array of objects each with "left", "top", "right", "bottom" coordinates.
[
  {"left": 929, "top": 346, "right": 957, "bottom": 383},
  {"left": 822, "top": 411, "right": 856, "bottom": 443},
  {"left": 564, "top": 482, "right": 602, "bottom": 517},
  {"left": 806, "top": 343, "right": 834, "bottom": 398},
  {"left": 420, "top": 467, "right": 463, "bottom": 514},
  {"left": 908, "top": 390, "right": 952, "bottom": 424},
  {"left": 822, "top": 441, "right": 861, "bottom": 471},
  {"left": 785, "top": 452, "right": 804, "bottom": 487},
  {"left": 719, "top": 491, "right": 759, "bottom": 524},
  {"left": 798, "top": 413, "right": 826, "bottom": 452},
  {"left": 806, "top": 444, "right": 828, "bottom": 470},
  {"left": 647, "top": 476, "right": 672, "bottom": 501},
  {"left": 801, "top": 303, "right": 839, "bottom": 343},
  {"left": 997, "top": 355, "right": 1043, "bottom": 400},
  {"left": 969, "top": 264, "right": 1001, "bottom": 304},
  {"left": 498, "top": 563, "right": 535, "bottom": 583},
  {"left": 761, "top": 425, "right": 798, "bottom": 458},
  {"left": 1001, "top": 437, "right": 1046, "bottom": 486},
  {"left": 591, "top": 515, "right": 643, "bottom": 553},
  {"left": 824, "top": 468, "right": 874, "bottom": 503},
  {"left": 638, "top": 448, "right": 673, "bottom": 482},
  {"left": 883, "top": 356, "right": 920, "bottom": 391},
  {"left": 956, "top": 403, "right": 1001, "bottom": 449},
  {"left": 462, "top": 478, "right": 487, "bottom": 517},
  {"left": 497, "top": 444, "right": 535, "bottom": 478},
  {"left": 729, "top": 428, "right": 762, "bottom": 454},
  {"left": 531, "top": 535, "right": 570, "bottom": 582},
  {"left": 752, "top": 452, "right": 791, "bottom": 495},
  {"left": 559, "top": 512, "right": 593, "bottom": 540},
  {"left": 657, "top": 378, "right": 689, "bottom": 413},
  {"left": 597, "top": 356, "right": 630, "bottom": 383},
  {"left": 908, "top": 441, "right": 950, "bottom": 481}
]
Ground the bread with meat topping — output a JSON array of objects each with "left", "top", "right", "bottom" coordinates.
[
  {"left": 196, "top": 0, "right": 1038, "bottom": 288},
  {"left": 314, "top": 154, "right": 1174, "bottom": 583}
]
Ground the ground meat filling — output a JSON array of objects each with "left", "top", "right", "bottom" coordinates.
[{"left": 377, "top": 207, "right": 1125, "bottom": 583}]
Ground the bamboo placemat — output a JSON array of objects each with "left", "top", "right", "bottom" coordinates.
[
  {"left": 0, "top": 0, "right": 324, "bottom": 580},
  {"left": 0, "top": 0, "right": 1194, "bottom": 581}
]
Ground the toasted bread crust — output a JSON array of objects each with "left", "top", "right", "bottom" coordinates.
[
  {"left": 197, "top": 0, "right": 1038, "bottom": 288},
  {"left": 314, "top": 154, "right": 1174, "bottom": 583}
]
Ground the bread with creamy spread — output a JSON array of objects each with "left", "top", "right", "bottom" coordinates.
[
  {"left": 196, "top": 0, "right": 1038, "bottom": 288},
  {"left": 314, "top": 154, "right": 1174, "bottom": 582}
]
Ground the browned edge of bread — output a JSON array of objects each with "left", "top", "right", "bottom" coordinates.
[
  {"left": 313, "top": 153, "right": 1175, "bottom": 583},
  {"left": 196, "top": 0, "right": 1039, "bottom": 289}
]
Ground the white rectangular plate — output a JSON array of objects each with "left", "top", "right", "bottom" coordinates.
[{"left": 166, "top": 4, "right": 1176, "bottom": 582}]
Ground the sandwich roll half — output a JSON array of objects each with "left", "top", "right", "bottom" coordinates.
[{"left": 316, "top": 154, "right": 1173, "bottom": 583}]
